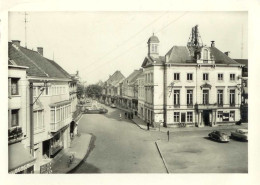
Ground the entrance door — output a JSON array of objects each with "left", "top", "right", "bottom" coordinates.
[
  {"left": 203, "top": 110, "right": 210, "bottom": 126},
  {"left": 181, "top": 113, "right": 186, "bottom": 123}
]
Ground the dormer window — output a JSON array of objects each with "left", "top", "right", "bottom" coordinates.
[{"left": 203, "top": 49, "right": 208, "bottom": 60}]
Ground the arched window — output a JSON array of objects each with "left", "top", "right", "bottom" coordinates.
[{"left": 203, "top": 49, "right": 208, "bottom": 60}]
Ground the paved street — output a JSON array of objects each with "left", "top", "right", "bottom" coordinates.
[
  {"left": 72, "top": 105, "right": 166, "bottom": 173},
  {"left": 72, "top": 103, "right": 248, "bottom": 173}
]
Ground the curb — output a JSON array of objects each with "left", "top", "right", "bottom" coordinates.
[
  {"left": 155, "top": 141, "right": 170, "bottom": 173},
  {"left": 66, "top": 134, "right": 93, "bottom": 173}
]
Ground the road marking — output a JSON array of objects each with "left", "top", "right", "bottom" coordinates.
[{"left": 155, "top": 141, "right": 170, "bottom": 173}]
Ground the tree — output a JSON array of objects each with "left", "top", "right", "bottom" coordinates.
[
  {"left": 86, "top": 84, "right": 103, "bottom": 98},
  {"left": 76, "top": 84, "right": 85, "bottom": 99}
]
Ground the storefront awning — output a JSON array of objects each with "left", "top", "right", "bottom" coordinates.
[{"left": 9, "top": 142, "right": 36, "bottom": 173}]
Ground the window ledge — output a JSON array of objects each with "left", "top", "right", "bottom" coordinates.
[{"left": 10, "top": 95, "right": 21, "bottom": 97}]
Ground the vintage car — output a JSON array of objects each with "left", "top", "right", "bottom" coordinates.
[
  {"left": 230, "top": 129, "right": 248, "bottom": 141},
  {"left": 110, "top": 104, "right": 116, "bottom": 108},
  {"left": 208, "top": 130, "right": 230, "bottom": 143}
]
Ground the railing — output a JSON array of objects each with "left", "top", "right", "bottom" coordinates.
[
  {"left": 8, "top": 126, "right": 23, "bottom": 143},
  {"left": 50, "top": 116, "right": 72, "bottom": 132}
]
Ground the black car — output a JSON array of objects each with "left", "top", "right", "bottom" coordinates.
[{"left": 208, "top": 130, "right": 230, "bottom": 143}]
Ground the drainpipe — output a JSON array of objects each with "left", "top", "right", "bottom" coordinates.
[
  {"left": 29, "top": 82, "right": 34, "bottom": 156},
  {"left": 163, "top": 63, "right": 167, "bottom": 127}
]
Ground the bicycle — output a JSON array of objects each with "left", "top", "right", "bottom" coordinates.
[
  {"left": 178, "top": 122, "right": 186, "bottom": 128},
  {"left": 67, "top": 153, "right": 75, "bottom": 167}
]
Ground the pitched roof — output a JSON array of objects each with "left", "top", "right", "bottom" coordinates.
[
  {"left": 124, "top": 69, "right": 143, "bottom": 85},
  {"left": 141, "top": 55, "right": 165, "bottom": 68},
  {"left": 106, "top": 70, "right": 125, "bottom": 86},
  {"left": 233, "top": 59, "right": 248, "bottom": 67},
  {"left": 8, "top": 42, "right": 71, "bottom": 80},
  {"left": 165, "top": 45, "right": 241, "bottom": 65}
]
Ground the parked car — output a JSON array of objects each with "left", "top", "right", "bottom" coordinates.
[
  {"left": 230, "top": 129, "right": 248, "bottom": 141},
  {"left": 110, "top": 104, "right": 116, "bottom": 108},
  {"left": 208, "top": 130, "right": 230, "bottom": 143}
]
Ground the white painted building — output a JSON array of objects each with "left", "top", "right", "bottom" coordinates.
[{"left": 138, "top": 28, "right": 243, "bottom": 128}]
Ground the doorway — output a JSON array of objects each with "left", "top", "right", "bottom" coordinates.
[
  {"left": 42, "top": 140, "right": 50, "bottom": 158},
  {"left": 203, "top": 110, "right": 211, "bottom": 126},
  {"left": 181, "top": 113, "right": 186, "bottom": 123}
]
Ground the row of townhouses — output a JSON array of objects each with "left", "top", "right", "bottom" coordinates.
[
  {"left": 101, "top": 25, "right": 248, "bottom": 128},
  {"left": 8, "top": 40, "right": 80, "bottom": 174}
]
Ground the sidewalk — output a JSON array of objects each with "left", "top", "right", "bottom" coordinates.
[
  {"left": 132, "top": 116, "right": 248, "bottom": 133},
  {"left": 51, "top": 133, "right": 92, "bottom": 173}
]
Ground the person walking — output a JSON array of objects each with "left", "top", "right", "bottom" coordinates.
[
  {"left": 119, "top": 113, "right": 122, "bottom": 120},
  {"left": 125, "top": 112, "right": 127, "bottom": 119},
  {"left": 147, "top": 122, "right": 150, "bottom": 130}
]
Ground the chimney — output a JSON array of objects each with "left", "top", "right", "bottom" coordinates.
[
  {"left": 224, "top": 51, "right": 230, "bottom": 56},
  {"left": 37, "top": 47, "right": 43, "bottom": 56},
  {"left": 12, "top": 40, "right": 21, "bottom": 47},
  {"left": 211, "top": 41, "right": 215, "bottom": 47}
]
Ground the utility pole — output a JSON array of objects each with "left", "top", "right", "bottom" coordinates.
[
  {"left": 29, "top": 82, "right": 34, "bottom": 156},
  {"left": 24, "top": 12, "right": 28, "bottom": 48}
]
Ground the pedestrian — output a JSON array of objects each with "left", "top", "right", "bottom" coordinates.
[
  {"left": 119, "top": 113, "right": 122, "bottom": 120},
  {"left": 147, "top": 122, "right": 150, "bottom": 130},
  {"left": 125, "top": 112, "right": 127, "bottom": 119}
]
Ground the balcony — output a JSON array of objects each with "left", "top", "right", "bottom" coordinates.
[
  {"left": 8, "top": 126, "right": 23, "bottom": 144},
  {"left": 50, "top": 116, "right": 72, "bottom": 132},
  {"left": 195, "top": 103, "right": 217, "bottom": 110},
  {"left": 187, "top": 104, "right": 193, "bottom": 108}
]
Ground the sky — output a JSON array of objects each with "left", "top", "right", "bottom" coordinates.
[{"left": 8, "top": 11, "right": 248, "bottom": 84}]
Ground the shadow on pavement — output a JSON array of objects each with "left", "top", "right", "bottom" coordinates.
[{"left": 69, "top": 133, "right": 100, "bottom": 173}]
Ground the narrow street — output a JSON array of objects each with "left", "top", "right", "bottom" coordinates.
[{"left": 72, "top": 105, "right": 166, "bottom": 173}]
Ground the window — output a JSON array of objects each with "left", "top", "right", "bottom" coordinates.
[
  {"left": 151, "top": 73, "right": 153, "bottom": 83},
  {"left": 152, "top": 44, "right": 154, "bottom": 52},
  {"left": 187, "top": 112, "right": 193, "bottom": 122},
  {"left": 155, "top": 45, "right": 157, "bottom": 53},
  {"left": 203, "top": 49, "right": 208, "bottom": 60},
  {"left": 202, "top": 90, "right": 209, "bottom": 105},
  {"left": 174, "top": 90, "right": 180, "bottom": 106},
  {"left": 11, "top": 109, "right": 19, "bottom": 127},
  {"left": 230, "top": 74, "right": 235, "bottom": 81},
  {"left": 174, "top": 112, "right": 180, "bottom": 122},
  {"left": 217, "top": 111, "right": 223, "bottom": 122},
  {"left": 33, "top": 110, "right": 44, "bottom": 131},
  {"left": 217, "top": 90, "right": 223, "bottom": 106},
  {"left": 187, "top": 73, "right": 193, "bottom": 81},
  {"left": 218, "top": 74, "right": 223, "bottom": 81},
  {"left": 174, "top": 73, "right": 180, "bottom": 81},
  {"left": 203, "top": 73, "right": 209, "bottom": 81},
  {"left": 230, "top": 111, "right": 235, "bottom": 121},
  {"left": 230, "top": 89, "right": 235, "bottom": 106},
  {"left": 11, "top": 78, "right": 19, "bottom": 95},
  {"left": 187, "top": 90, "right": 193, "bottom": 105}
]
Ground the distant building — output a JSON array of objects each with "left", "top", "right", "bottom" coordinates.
[
  {"left": 8, "top": 40, "right": 76, "bottom": 173},
  {"left": 101, "top": 71, "right": 125, "bottom": 105},
  {"left": 119, "top": 69, "right": 143, "bottom": 115},
  {"left": 138, "top": 26, "right": 244, "bottom": 128}
]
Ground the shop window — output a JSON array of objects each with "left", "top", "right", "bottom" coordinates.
[
  {"left": 174, "top": 73, "right": 180, "bottom": 81},
  {"left": 187, "top": 112, "right": 193, "bottom": 122},
  {"left": 230, "top": 111, "right": 235, "bottom": 121},
  {"left": 174, "top": 112, "right": 180, "bottom": 122},
  {"left": 217, "top": 111, "right": 223, "bottom": 122},
  {"left": 11, "top": 109, "right": 19, "bottom": 127},
  {"left": 223, "top": 112, "right": 230, "bottom": 122}
]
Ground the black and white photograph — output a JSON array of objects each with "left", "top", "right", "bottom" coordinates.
[{"left": 1, "top": 0, "right": 260, "bottom": 185}]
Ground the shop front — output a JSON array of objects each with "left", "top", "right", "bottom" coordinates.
[{"left": 8, "top": 142, "right": 35, "bottom": 174}]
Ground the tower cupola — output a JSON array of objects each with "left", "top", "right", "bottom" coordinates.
[{"left": 147, "top": 33, "right": 160, "bottom": 58}]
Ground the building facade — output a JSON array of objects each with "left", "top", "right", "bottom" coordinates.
[
  {"left": 138, "top": 26, "right": 243, "bottom": 128},
  {"left": 8, "top": 40, "right": 76, "bottom": 173}
]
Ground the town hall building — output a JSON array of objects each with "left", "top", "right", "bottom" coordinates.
[{"left": 138, "top": 25, "right": 244, "bottom": 128}]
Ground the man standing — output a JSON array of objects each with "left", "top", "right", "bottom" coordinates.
[{"left": 147, "top": 122, "right": 150, "bottom": 130}]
